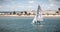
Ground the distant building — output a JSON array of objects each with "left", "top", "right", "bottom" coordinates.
[
  {"left": 0, "top": 12, "right": 10, "bottom": 15},
  {"left": 29, "top": 10, "right": 35, "bottom": 15},
  {"left": 42, "top": 10, "right": 56, "bottom": 15}
]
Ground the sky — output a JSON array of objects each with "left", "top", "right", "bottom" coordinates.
[{"left": 0, "top": 0, "right": 60, "bottom": 11}]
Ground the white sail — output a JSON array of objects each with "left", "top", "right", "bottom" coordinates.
[{"left": 32, "top": 5, "right": 43, "bottom": 24}]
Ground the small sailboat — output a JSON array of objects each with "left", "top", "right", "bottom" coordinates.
[{"left": 32, "top": 5, "right": 43, "bottom": 24}]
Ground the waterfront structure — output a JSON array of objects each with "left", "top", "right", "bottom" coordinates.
[
  {"left": 42, "top": 10, "right": 56, "bottom": 15},
  {"left": 0, "top": 12, "right": 10, "bottom": 15},
  {"left": 0, "top": 9, "right": 60, "bottom": 16}
]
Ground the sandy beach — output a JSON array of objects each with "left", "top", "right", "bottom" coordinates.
[{"left": 0, "top": 15, "right": 60, "bottom": 18}]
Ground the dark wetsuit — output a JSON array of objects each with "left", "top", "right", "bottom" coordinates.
[
  {"left": 37, "top": 21, "right": 40, "bottom": 23},
  {"left": 35, "top": 21, "right": 40, "bottom": 25}
]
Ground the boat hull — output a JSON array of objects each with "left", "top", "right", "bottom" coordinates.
[{"left": 32, "top": 20, "right": 43, "bottom": 25}]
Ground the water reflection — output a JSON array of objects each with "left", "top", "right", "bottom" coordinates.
[{"left": 32, "top": 24, "right": 44, "bottom": 32}]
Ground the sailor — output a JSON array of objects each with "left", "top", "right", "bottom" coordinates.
[{"left": 37, "top": 21, "right": 40, "bottom": 23}]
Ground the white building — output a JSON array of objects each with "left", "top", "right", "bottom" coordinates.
[{"left": 42, "top": 10, "right": 56, "bottom": 15}]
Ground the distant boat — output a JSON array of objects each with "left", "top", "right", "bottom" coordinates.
[{"left": 32, "top": 5, "right": 43, "bottom": 24}]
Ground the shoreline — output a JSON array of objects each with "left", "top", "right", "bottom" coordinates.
[{"left": 0, "top": 15, "right": 60, "bottom": 17}]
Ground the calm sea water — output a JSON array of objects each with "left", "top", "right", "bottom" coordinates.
[{"left": 0, "top": 16, "right": 60, "bottom": 32}]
